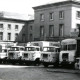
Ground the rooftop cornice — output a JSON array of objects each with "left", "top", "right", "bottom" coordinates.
[
  {"left": 33, "top": 1, "right": 80, "bottom": 10},
  {"left": 0, "top": 17, "right": 27, "bottom": 23}
]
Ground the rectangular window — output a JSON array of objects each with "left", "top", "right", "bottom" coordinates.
[
  {"left": 8, "top": 24, "right": 11, "bottom": 30},
  {"left": 15, "top": 25, "right": 18, "bottom": 30},
  {"left": 49, "top": 12, "right": 54, "bottom": 20},
  {"left": 77, "top": 11, "right": 80, "bottom": 18},
  {"left": 40, "top": 14, "right": 44, "bottom": 21},
  {"left": 22, "top": 34, "right": 26, "bottom": 42},
  {"left": 15, "top": 33, "right": 18, "bottom": 40},
  {"left": 30, "top": 26, "right": 32, "bottom": 30},
  {"left": 59, "top": 24, "right": 64, "bottom": 36},
  {"left": 49, "top": 25, "right": 54, "bottom": 37},
  {"left": 8, "top": 33, "right": 11, "bottom": 40},
  {"left": 0, "top": 32, "right": 3, "bottom": 40},
  {"left": 40, "top": 26, "right": 44, "bottom": 37},
  {"left": 0, "top": 24, "right": 3, "bottom": 29},
  {"left": 59, "top": 11, "right": 64, "bottom": 19},
  {"left": 29, "top": 34, "right": 33, "bottom": 41}
]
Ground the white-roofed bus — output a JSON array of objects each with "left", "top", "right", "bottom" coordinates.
[{"left": 59, "top": 39, "right": 78, "bottom": 68}]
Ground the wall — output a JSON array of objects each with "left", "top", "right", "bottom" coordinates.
[
  {"left": 34, "top": 4, "right": 72, "bottom": 40},
  {"left": 0, "top": 20, "right": 25, "bottom": 42}
]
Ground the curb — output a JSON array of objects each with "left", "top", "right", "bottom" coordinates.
[{"left": 47, "top": 69, "right": 80, "bottom": 74}]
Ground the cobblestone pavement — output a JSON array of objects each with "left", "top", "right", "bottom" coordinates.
[{"left": 0, "top": 65, "right": 80, "bottom": 80}]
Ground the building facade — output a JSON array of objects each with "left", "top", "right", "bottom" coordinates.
[
  {"left": 0, "top": 17, "right": 26, "bottom": 42},
  {"left": 1, "top": 0, "right": 80, "bottom": 43},
  {"left": 22, "top": 20, "right": 34, "bottom": 42},
  {"left": 32, "top": 0, "right": 80, "bottom": 41}
]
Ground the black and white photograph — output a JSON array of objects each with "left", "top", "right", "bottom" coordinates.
[{"left": 0, "top": 0, "right": 80, "bottom": 80}]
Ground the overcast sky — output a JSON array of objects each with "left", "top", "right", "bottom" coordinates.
[
  {"left": 0, "top": 0, "right": 67, "bottom": 15},
  {"left": 0, "top": 0, "right": 80, "bottom": 20}
]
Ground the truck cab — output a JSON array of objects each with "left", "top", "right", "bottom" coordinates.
[
  {"left": 40, "top": 46, "right": 60, "bottom": 67},
  {"left": 22, "top": 46, "right": 41, "bottom": 65},
  {"left": 75, "top": 57, "right": 80, "bottom": 70},
  {"left": 7, "top": 46, "right": 24, "bottom": 64}
]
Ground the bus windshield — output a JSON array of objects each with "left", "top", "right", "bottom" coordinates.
[
  {"left": 25, "top": 47, "right": 39, "bottom": 51},
  {"left": 61, "top": 44, "right": 76, "bottom": 50},
  {"left": 43, "top": 47, "right": 55, "bottom": 52}
]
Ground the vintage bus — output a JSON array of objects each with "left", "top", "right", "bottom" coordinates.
[{"left": 59, "top": 39, "right": 77, "bottom": 67}]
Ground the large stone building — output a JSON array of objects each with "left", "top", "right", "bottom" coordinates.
[
  {"left": 1, "top": 0, "right": 80, "bottom": 43},
  {"left": 32, "top": 0, "right": 80, "bottom": 41}
]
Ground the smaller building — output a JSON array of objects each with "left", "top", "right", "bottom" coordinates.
[{"left": 0, "top": 13, "right": 26, "bottom": 42}]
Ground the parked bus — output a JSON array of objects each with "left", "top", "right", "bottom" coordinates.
[
  {"left": 40, "top": 46, "right": 60, "bottom": 67},
  {"left": 59, "top": 39, "right": 77, "bottom": 67}
]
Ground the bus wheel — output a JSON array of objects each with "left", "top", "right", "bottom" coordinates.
[
  {"left": 35, "top": 58, "right": 40, "bottom": 66},
  {"left": 43, "top": 64, "right": 48, "bottom": 67},
  {"left": 54, "top": 63, "right": 59, "bottom": 68}
]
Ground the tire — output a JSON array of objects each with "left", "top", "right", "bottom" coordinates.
[
  {"left": 34, "top": 58, "right": 40, "bottom": 66},
  {"left": 43, "top": 64, "right": 48, "bottom": 67}
]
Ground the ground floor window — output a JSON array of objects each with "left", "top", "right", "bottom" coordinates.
[
  {"left": 7, "top": 33, "right": 11, "bottom": 41},
  {"left": 22, "top": 34, "right": 26, "bottom": 42},
  {"left": 0, "top": 32, "right": 3, "bottom": 40},
  {"left": 59, "top": 24, "right": 64, "bottom": 37},
  {"left": 40, "top": 26, "right": 44, "bottom": 37},
  {"left": 29, "top": 34, "right": 33, "bottom": 41},
  {"left": 49, "top": 25, "right": 54, "bottom": 37}
]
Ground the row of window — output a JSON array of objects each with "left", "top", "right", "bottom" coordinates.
[
  {"left": 0, "top": 24, "right": 19, "bottom": 30},
  {"left": 40, "top": 11, "right": 64, "bottom": 21},
  {"left": 40, "top": 24, "right": 64, "bottom": 37},
  {"left": 0, "top": 32, "right": 18, "bottom": 40},
  {"left": 40, "top": 11, "right": 80, "bottom": 21}
]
